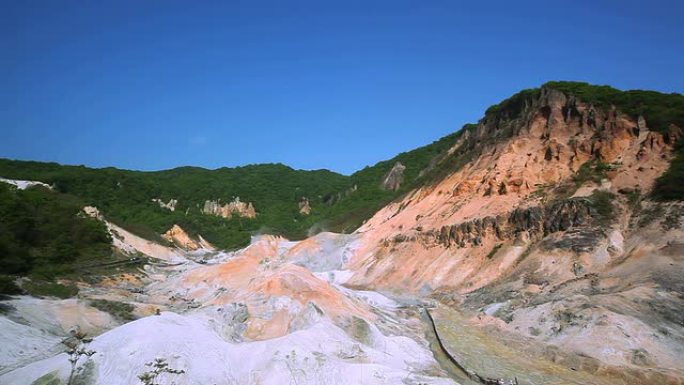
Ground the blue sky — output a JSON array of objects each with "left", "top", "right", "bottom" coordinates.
[{"left": 2, "top": 1, "right": 683, "bottom": 175}]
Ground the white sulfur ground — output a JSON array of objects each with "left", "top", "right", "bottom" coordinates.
[
  {"left": 1, "top": 311, "right": 455, "bottom": 385},
  {"left": 0, "top": 232, "right": 458, "bottom": 385}
]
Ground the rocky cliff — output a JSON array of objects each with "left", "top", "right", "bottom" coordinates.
[
  {"left": 381, "top": 162, "right": 406, "bottom": 191},
  {"left": 298, "top": 197, "right": 311, "bottom": 215},
  {"left": 202, "top": 197, "right": 256, "bottom": 219},
  {"left": 152, "top": 198, "right": 177, "bottom": 212},
  {"left": 341, "top": 84, "right": 684, "bottom": 382},
  {"left": 162, "top": 224, "right": 201, "bottom": 250}
]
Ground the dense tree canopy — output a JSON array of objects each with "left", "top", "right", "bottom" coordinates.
[{"left": 0, "top": 183, "right": 111, "bottom": 276}]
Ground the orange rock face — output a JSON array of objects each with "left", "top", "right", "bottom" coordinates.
[
  {"left": 178, "top": 236, "right": 373, "bottom": 341},
  {"left": 346, "top": 87, "right": 678, "bottom": 294},
  {"left": 162, "top": 224, "right": 201, "bottom": 250}
]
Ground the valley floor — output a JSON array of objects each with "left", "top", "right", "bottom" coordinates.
[
  {"left": 1, "top": 222, "right": 683, "bottom": 385},
  {"left": 1, "top": 233, "right": 457, "bottom": 385}
]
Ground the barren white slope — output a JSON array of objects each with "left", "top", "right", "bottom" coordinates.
[
  {"left": 0, "top": 234, "right": 457, "bottom": 385},
  {"left": 2, "top": 312, "right": 453, "bottom": 385}
]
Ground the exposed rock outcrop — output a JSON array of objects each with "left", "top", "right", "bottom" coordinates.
[
  {"left": 214, "top": 303, "right": 249, "bottom": 342},
  {"left": 82, "top": 206, "right": 104, "bottom": 220},
  {"left": 151, "top": 198, "right": 177, "bottom": 211},
  {"left": 0, "top": 177, "right": 52, "bottom": 190},
  {"left": 381, "top": 162, "right": 406, "bottom": 191},
  {"left": 432, "top": 198, "right": 596, "bottom": 249},
  {"left": 202, "top": 197, "right": 256, "bottom": 219},
  {"left": 349, "top": 83, "right": 682, "bottom": 298},
  {"left": 162, "top": 224, "right": 201, "bottom": 250},
  {"left": 323, "top": 184, "right": 358, "bottom": 205},
  {"left": 298, "top": 197, "right": 311, "bottom": 215}
]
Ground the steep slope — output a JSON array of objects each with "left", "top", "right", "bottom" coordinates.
[
  {"left": 343, "top": 82, "right": 684, "bottom": 383},
  {"left": 348, "top": 83, "right": 682, "bottom": 290},
  {"left": 0, "top": 183, "right": 112, "bottom": 279}
]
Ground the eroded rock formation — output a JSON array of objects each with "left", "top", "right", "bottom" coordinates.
[
  {"left": 432, "top": 198, "right": 596, "bottom": 248},
  {"left": 162, "top": 224, "right": 201, "bottom": 250},
  {"left": 298, "top": 197, "right": 311, "bottom": 215},
  {"left": 381, "top": 162, "right": 406, "bottom": 191},
  {"left": 151, "top": 198, "right": 177, "bottom": 211},
  {"left": 202, "top": 197, "right": 256, "bottom": 219}
]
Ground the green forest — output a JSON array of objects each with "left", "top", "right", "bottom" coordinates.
[
  {"left": 0, "top": 183, "right": 111, "bottom": 278},
  {"left": 0, "top": 128, "right": 462, "bottom": 252}
]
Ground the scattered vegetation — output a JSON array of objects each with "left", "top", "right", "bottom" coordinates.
[
  {"left": 653, "top": 142, "right": 684, "bottom": 201},
  {"left": 631, "top": 348, "right": 655, "bottom": 367},
  {"left": 22, "top": 280, "right": 79, "bottom": 299},
  {"left": 485, "top": 88, "right": 541, "bottom": 117},
  {"left": 587, "top": 190, "right": 616, "bottom": 225},
  {"left": 89, "top": 299, "right": 136, "bottom": 322},
  {"left": 662, "top": 205, "right": 683, "bottom": 230},
  {"left": 486, "top": 244, "right": 503, "bottom": 259},
  {"left": 64, "top": 330, "right": 96, "bottom": 385},
  {"left": 529, "top": 185, "right": 549, "bottom": 200},
  {"left": 545, "top": 81, "right": 683, "bottom": 201},
  {"left": 138, "top": 358, "right": 185, "bottom": 385},
  {"left": 544, "top": 81, "right": 684, "bottom": 134},
  {"left": 493, "top": 306, "right": 515, "bottom": 323},
  {"left": 638, "top": 203, "right": 665, "bottom": 228},
  {"left": 30, "top": 371, "right": 64, "bottom": 385},
  {"left": 572, "top": 159, "right": 613, "bottom": 187},
  {"left": 0, "top": 274, "right": 22, "bottom": 295},
  {"left": 623, "top": 188, "right": 642, "bottom": 210},
  {"left": 551, "top": 307, "right": 583, "bottom": 334}
]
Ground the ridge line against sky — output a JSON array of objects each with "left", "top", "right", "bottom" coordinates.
[{"left": 2, "top": 0, "right": 683, "bottom": 175}]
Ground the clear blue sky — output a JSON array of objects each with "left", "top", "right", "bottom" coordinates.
[{"left": 2, "top": 1, "right": 683, "bottom": 175}]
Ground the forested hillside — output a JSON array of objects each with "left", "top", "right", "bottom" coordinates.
[
  {"left": 0, "top": 130, "right": 462, "bottom": 250},
  {"left": 0, "top": 183, "right": 111, "bottom": 295}
]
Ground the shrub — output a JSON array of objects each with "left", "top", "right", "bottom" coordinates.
[
  {"left": 544, "top": 81, "right": 684, "bottom": 134},
  {"left": 23, "top": 280, "right": 79, "bottom": 299},
  {"left": 573, "top": 160, "right": 613, "bottom": 187},
  {"left": 0, "top": 274, "right": 22, "bottom": 295},
  {"left": 638, "top": 203, "right": 665, "bottom": 228},
  {"left": 588, "top": 190, "right": 616, "bottom": 224},
  {"left": 89, "top": 299, "right": 135, "bottom": 322},
  {"left": 653, "top": 144, "right": 684, "bottom": 201},
  {"left": 624, "top": 188, "right": 642, "bottom": 209},
  {"left": 486, "top": 244, "right": 503, "bottom": 259},
  {"left": 138, "top": 358, "right": 185, "bottom": 385}
]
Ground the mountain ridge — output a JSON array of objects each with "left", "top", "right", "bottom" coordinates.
[{"left": 1, "top": 80, "right": 682, "bottom": 269}]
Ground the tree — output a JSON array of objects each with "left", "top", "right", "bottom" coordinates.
[
  {"left": 63, "top": 329, "right": 96, "bottom": 385},
  {"left": 138, "top": 358, "right": 185, "bottom": 385}
]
